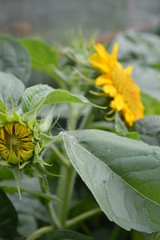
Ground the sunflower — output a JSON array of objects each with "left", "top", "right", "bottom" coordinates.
[
  {"left": 88, "top": 43, "right": 144, "bottom": 126},
  {"left": 0, "top": 123, "right": 35, "bottom": 164}
]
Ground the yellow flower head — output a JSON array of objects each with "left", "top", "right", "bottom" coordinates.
[
  {"left": 88, "top": 43, "right": 144, "bottom": 126},
  {"left": 0, "top": 123, "right": 35, "bottom": 164}
]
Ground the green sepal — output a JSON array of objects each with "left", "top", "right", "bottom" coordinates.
[
  {"left": 19, "top": 149, "right": 34, "bottom": 162},
  {"left": 0, "top": 160, "right": 10, "bottom": 167},
  {"left": 34, "top": 156, "right": 51, "bottom": 167},
  {"left": 40, "top": 133, "right": 61, "bottom": 148},
  {"left": 8, "top": 149, "right": 22, "bottom": 164},
  {"left": 28, "top": 116, "right": 37, "bottom": 131},
  {"left": 5, "top": 108, "right": 14, "bottom": 122},
  {"left": 39, "top": 106, "right": 55, "bottom": 132},
  {"left": 35, "top": 141, "right": 43, "bottom": 155},
  {"left": 0, "top": 112, "right": 7, "bottom": 125},
  {"left": 18, "top": 161, "right": 31, "bottom": 170},
  {"left": 34, "top": 163, "right": 60, "bottom": 178},
  {"left": 12, "top": 166, "right": 23, "bottom": 199}
]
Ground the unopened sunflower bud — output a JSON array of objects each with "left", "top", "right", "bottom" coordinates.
[{"left": 0, "top": 123, "right": 35, "bottom": 164}]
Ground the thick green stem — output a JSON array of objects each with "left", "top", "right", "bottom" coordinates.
[
  {"left": 56, "top": 165, "right": 76, "bottom": 226},
  {"left": 79, "top": 107, "right": 94, "bottom": 130},
  {"left": 46, "top": 200, "right": 61, "bottom": 228},
  {"left": 55, "top": 103, "right": 78, "bottom": 226},
  {"left": 40, "top": 178, "right": 62, "bottom": 228},
  {"left": 109, "top": 225, "right": 122, "bottom": 240},
  {"left": 66, "top": 208, "right": 101, "bottom": 228},
  {"left": 27, "top": 226, "right": 53, "bottom": 240},
  {"left": 55, "top": 104, "right": 94, "bottom": 227},
  {"left": 152, "top": 232, "right": 160, "bottom": 240},
  {"left": 51, "top": 144, "right": 70, "bottom": 168}
]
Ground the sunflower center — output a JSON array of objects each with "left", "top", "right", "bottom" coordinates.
[
  {"left": 6, "top": 134, "right": 21, "bottom": 154},
  {"left": 0, "top": 123, "right": 35, "bottom": 164}
]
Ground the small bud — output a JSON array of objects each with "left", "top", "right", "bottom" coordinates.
[{"left": 0, "top": 123, "right": 35, "bottom": 164}]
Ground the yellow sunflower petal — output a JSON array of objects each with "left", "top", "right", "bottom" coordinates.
[
  {"left": 111, "top": 43, "right": 119, "bottom": 60},
  {"left": 0, "top": 128, "right": 5, "bottom": 141},
  {"left": 4, "top": 123, "right": 13, "bottom": 135},
  {"left": 122, "top": 107, "right": 135, "bottom": 127},
  {"left": 110, "top": 94, "right": 125, "bottom": 111},
  {"left": 95, "top": 75, "right": 112, "bottom": 86},
  {"left": 102, "top": 84, "right": 117, "bottom": 97},
  {"left": 94, "top": 44, "right": 110, "bottom": 61},
  {"left": 88, "top": 54, "right": 109, "bottom": 73},
  {"left": 88, "top": 42, "right": 144, "bottom": 126},
  {"left": 124, "top": 66, "right": 133, "bottom": 75}
]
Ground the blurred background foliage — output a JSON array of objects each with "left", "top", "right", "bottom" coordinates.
[{"left": 0, "top": 0, "right": 160, "bottom": 42}]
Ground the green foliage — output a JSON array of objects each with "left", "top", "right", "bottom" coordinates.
[
  {"left": 134, "top": 116, "right": 160, "bottom": 146},
  {"left": 1, "top": 31, "right": 160, "bottom": 240},
  {"left": 22, "top": 84, "right": 104, "bottom": 113},
  {"left": 0, "top": 71, "right": 25, "bottom": 108},
  {"left": 0, "top": 177, "right": 59, "bottom": 201},
  {"left": 0, "top": 35, "right": 30, "bottom": 84},
  {"left": 21, "top": 38, "right": 59, "bottom": 75},
  {"left": 0, "top": 190, "right": 24, "bottom": 240},
  {"left": 37, "top": 229, "right": 92, "bottom": 240},
  {"left": 63, "top": 129, "right": 160, "bottom": 233}
]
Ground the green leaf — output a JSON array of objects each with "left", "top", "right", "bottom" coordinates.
[
  {"left": 113, "top": 31, "right": 160, "bottom": 65},
  {"left": 115, "top": 111, "right": 128, "bottom": 135},
  {"left": 0, "top": 189, "right": 23, "bottom": 240},
  {"left": 142, "top": 93, "right": 160, "bottom": 115},
  {"left": 0, "top": 177, "right": 59, "bottom": 201},
  {"left": 132, "top": 65, "right": 160, "bottom": 102},
  {"left": 63, "top": 129, "right": 160, "bottom": 233},
  {"left": 22, "top": 84, "right": 53, "bottom": 112},
  {"left": 89, "top": 121, "right": 115, "bottom": 132},
  {"left": 37, "top": 229, "right": 92, "bottom": 240},
  {"left": 134, "top": 116, "right": 160, "bottom": 146},
  {"left": 0, "top": 71, "right": 25, "bottom": 107},
  {"left": 21, "top": 38, "right": 58, "bottom": 75},
  {"left": 0, "top": 35, "right": 30, "bottom": 84},
  {"left": 9, "top": 194, "right": 49, "bottom": 237},
  {"left": 22, "top": 84, "right": 104, "bottom": 113}
]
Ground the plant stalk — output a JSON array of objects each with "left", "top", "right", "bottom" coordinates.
[
  {"left": 51, "top": 144, "right": 70, "bottom": 168},
  {"left": 40, "top": 177, "right": 62, "bottom": 228},
  {"left": 56, "top": 165, "right": 76, "bottom": 226},
  {"left": 66, "top": 208, "right": 101, "bottom": 228},
  {"left": 27, "top": 226, "right": 53, "bottom": 240}
]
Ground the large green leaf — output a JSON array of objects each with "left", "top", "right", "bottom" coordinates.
[
  {"left": 132, "top": 65, "right": 160, "bottom": 102},
  {"left": 0, "top": 71, "right": 25, "bottom": 107},
  {"left": 113, "top": 31, "right": 160, "bottom": 65},
  {"left": 0, "top": 189, "right": 24, "bottom": 240},
  {"left": 9, "top": 194, "right": 49, "bottom": 237},
  {"left": 22, "top": 84, "right": 103, "bottom": 113},
  {"left": 0, "top": 35, "right": 30, "bottom": 84},
  {"left": 134, "top": 116, "right": 160, "bottom": 146},
  {"left": 0, "top": 177, "right": 59, "bottom": 201},
  {"left": 63, "top": 129, "right": 160, "bottom": 233},
  {"left": 21, "top": 38, "right": 58, "bottom": 75},
  {"left": 142, "top": 93, "right": 160, "bottom": 115},
  {"left": 21, "top": 39, "right": 69, "bottom": 88},
  {"left": 37, "top": 229, "right": 92, "bottom": 240}
]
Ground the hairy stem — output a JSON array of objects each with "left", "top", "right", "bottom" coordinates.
[
  {"left": 26, "top": 226, "right": 53, "bottom": 240},
  {"left": 51, "top": 144, "right": 70, "bottom": 168},
  {"left": 66, "top": 208, "right": 102, "bottom": 228},
  {"left": 40, "top": 177, "right": 62, "bottom": 228},
  {"left": 56, "top": 165, "right": 76, "bottom": 226}
]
